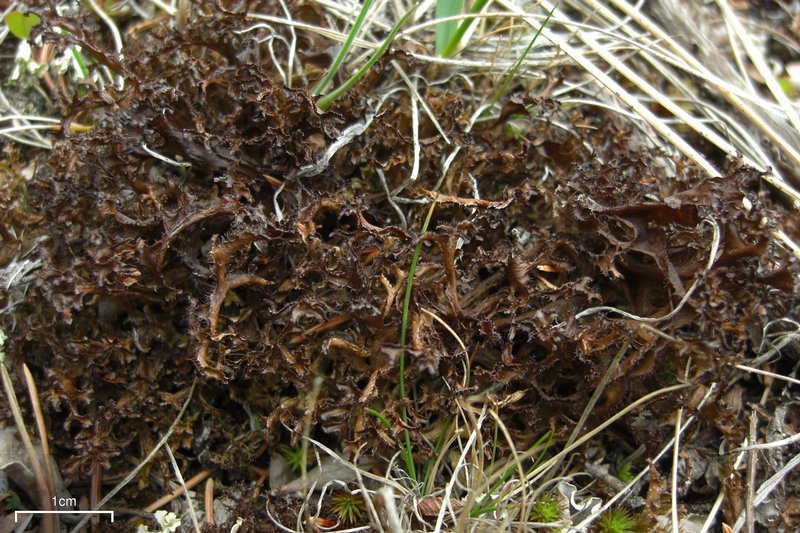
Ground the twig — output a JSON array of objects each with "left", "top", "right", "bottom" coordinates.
[
  {"left": 204, "top": 477, "right": 215, "bottom": 526},
  {"left": 91, "top": 463, "right": 102, "bottom": 530},
  {"left": 144, "top": 470, "right": 211, "bottom": 514}
]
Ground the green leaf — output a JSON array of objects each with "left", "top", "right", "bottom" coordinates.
[
  {"left": 5, "top": 11, "right": 41, "bottom": 40},
  {"left": 440, "top": 0, "right": 489, "bottom": 58},
  {"left": 778, "top": 76, "right": 796, "bottom": 98},
  {"left": 313, "top": 0, "right": 374, "bottom": 96},
  {"left": 435, "top": 0, "right": 464, "bottom": 55},
  {"left": 317, "top": 5, "right": 414, "bottom": 111},
  {"left": 4, "top": 490, "right": 22, "bottom": 511}
]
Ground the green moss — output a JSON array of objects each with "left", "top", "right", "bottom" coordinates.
[
  {"left": 281, "top": 445, "right": 315, "bottom": 473},
  {"left": 330, "top": 491, "right": 365, "bottom": 525},
  {"left": 617, "top": 461, "right": 635, "bottom": 484},
  {"left": 595, "top": 508, "right": 637, "bottom": 533},
  {"left": 530, "top": 493, "right": 562, "bottom": 523}
]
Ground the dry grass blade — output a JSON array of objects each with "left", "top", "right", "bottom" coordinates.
[
  {"left": 515, "top": 383, "right": 691, "bottom": 504},
  {"left": 557, "top": 1, "right": 770, "bottom": 175},
  {"left": 577, "top": 218, "right": 721, "bottom": 322},
  {"left": 547, "top": 336, "right": 633, "bottom": 481},
  {"left": 731, "top": 431, "right": 800, "bottom": 453},
  {"left": 1, "top": 363, "right": 55, "bottom": 533},
  {"left": 603, "top": 0, "right": 800, "bottom": 202},
  {"left": 241, "top": 15, "right": 374, "bottom": 50},
  {"left": 735, "top": 364, "right": 800, "bottom": 387},
  {"left": 575, "top": 384, "right": 718, "bottom": 530},
  {"left": 300, "top": 375, "right": 323, "bottom": 501},
  {"left": 421, "top": 308, "right": 470, "bottom": 388},
  {"left": 671, "top": 407, "right": 683, "bottom": 533},
  {"left": 433, "top": 405, "right": 486, "bottom": 533},
  {"left": 303, "top": 437, "right": 408, "bottom": 493},
  {"left": 715, "top": 0, "right": 800, "bottom": 135},
  {"left": 163, "top": 443, "right": 202, "bottom": 532},
  {"left": 500, "top": 0, "right": 720, "bottom": 177},
  {"left": 21, "top": 363, "right": 58, "bottom": 530},
  {"left": 376, "top": 486, "right": 403, "bottom": 533},
  {"left": 482, "top": 408, "right": 534, "bottom": 530},
  {"left": 745, "top": 411, "right": 757, "bottom": 533},
  {"left": 732, "top": 451, "right": 800, "bottom": 532},
  {"left": 349, "top": 444, "right": 386, "bottom": 533},
  {"left": 176, "top": 0, "right": 189, "bottom": 29}
]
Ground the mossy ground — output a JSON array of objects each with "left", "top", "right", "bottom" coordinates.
[{"left": 1, "top": 1, "right": 799, "bottom": 532}]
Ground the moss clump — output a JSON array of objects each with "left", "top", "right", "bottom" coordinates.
[
  {"left": 530, "top": 493, "right": 563, "bottom": 524},
  {"left": 595, "top": 508, "right": 637, "bottom": 533}
]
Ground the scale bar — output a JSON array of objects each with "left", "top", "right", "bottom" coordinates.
[{"left": 15, "top": 510, "right": 114, "bottom": 523}]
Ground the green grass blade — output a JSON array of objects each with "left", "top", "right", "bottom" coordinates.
[
  {"left": 317, "top": 6, "right": 413, "bottom": 111},
  {"left": 397, "top": 194, "right": 439, "bottom": 484},
  {"left": 435, "top": 0, "right": 464, "bottom": 55},
  {"left": 488, "top": 422, "right": 499, "bottom": 472},
  {"left": 440, "top": 0, "right": 489, "bottom": 58},
  {"left": 491, "top": 3, "right": 557, "bottom": 105},
  {"left": 313, "top": 0, "right": 374, "bottom": 95},
  {"left": 366, "top": 408, "right": 393, "bottom": 431},
  {"left": 71, "top": 47, "right": 89, "bottom": 78},
  {"left": 421, "top": 416, "right": 451, "bottom": 494},
  {"left": 470, "top": 430, "right": 553, "bottom": 517}
]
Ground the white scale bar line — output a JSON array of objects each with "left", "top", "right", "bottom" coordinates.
[{"left": 15, "top": 510, "right": 114, "bottom": 522}]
